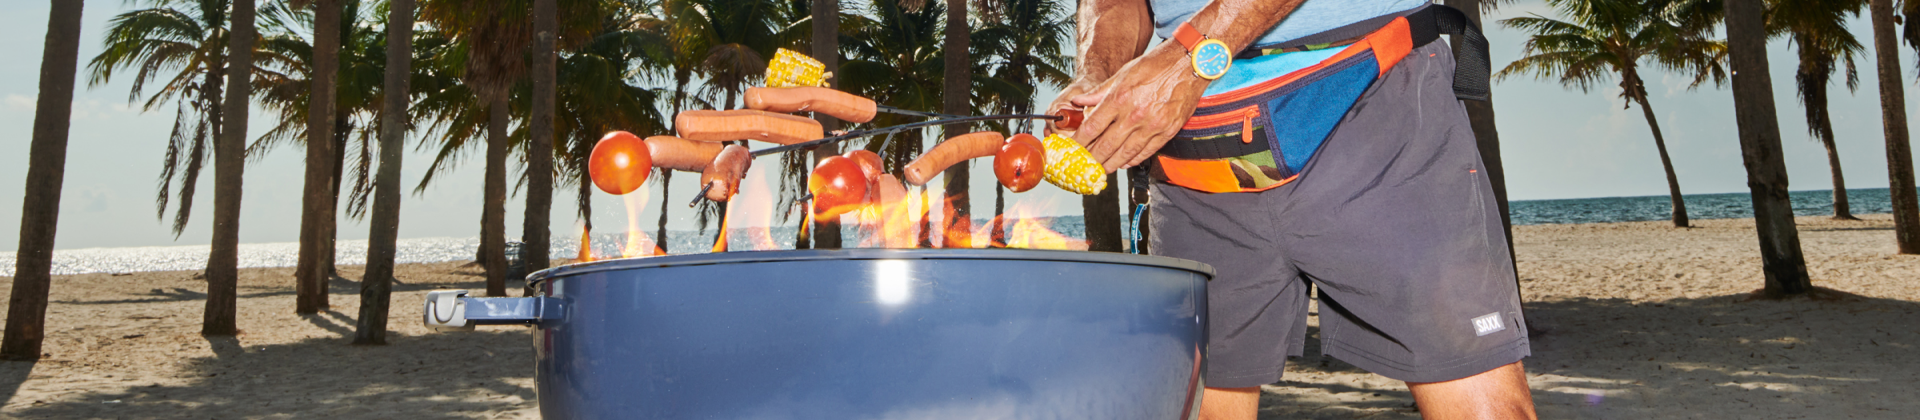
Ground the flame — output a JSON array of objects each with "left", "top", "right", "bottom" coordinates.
[
  {"left": 724, "top": 164, "right": 781, "bottom": 251},
  {"left": 620, "top": 186, "right": 663, "bottom": 258},
  {"left": 1000, "top": 200, "right": 1087, "bottom": 251},
  {"left": 577, "top": 226, "right": 594, "bottom": 263}
]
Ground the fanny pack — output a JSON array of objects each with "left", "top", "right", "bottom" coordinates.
[{"left": 1151, "top": 5, "right": 1490, "bottom": 193}]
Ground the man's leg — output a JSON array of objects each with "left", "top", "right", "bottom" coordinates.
[
  {"left": 1197, "top": 386, "right": 1260, "bottom": 420},
  {"left": 1406, "top": 361, "right": 1536, "bottom": 420}
]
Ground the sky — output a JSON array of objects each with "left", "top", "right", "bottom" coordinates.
[{"left": 1, "top": 0, "right": 1918, "bottom": 252}]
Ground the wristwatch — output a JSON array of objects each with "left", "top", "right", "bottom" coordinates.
[{"left": 1174, "top": 21, "right": 1232, "bottom": 80}]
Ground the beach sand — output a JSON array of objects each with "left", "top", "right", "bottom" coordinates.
[{"left": 0, "top": 215, "right": 1915, "bottom": 419}]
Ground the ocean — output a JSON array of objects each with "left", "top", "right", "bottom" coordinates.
[{"left": 3, "top": 188, "right": 1912, "bottom": 276}]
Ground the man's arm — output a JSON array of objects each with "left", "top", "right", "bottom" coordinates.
[
  {"left": 1044, "top": 0, "right": 1154, "bottom": 132},
  {"left": 1064, "top": 0, "right": 1310, "bottom": 172}
]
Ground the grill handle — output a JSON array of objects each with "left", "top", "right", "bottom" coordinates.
[{"left": 424, "top": 290, "right": 564, "bottom": 331}]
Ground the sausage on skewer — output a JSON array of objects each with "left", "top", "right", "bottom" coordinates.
[
  {"left": 644, "top": 135, "right": 725, "bottom": 172},
  {"left": 701, "top": 144, "right": 752, "bottom": 201},
  {"left": 676, "top": 109, "right": 825, "bottom": 145},
  {"left": 902, "top": 131, "right": 1006, "bottom": 185},
  {"left": 744, "top": 87, "right": 879, "bottom": 123}
]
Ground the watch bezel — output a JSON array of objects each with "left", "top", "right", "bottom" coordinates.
[{"left": 1190, "top": 38, "right": 1232, "bottom": 80}]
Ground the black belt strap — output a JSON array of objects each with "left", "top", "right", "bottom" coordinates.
[{"left": 1407, "top": 5, "right": 1493, "bottom": 102}]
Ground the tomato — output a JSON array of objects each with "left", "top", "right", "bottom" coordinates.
[
  {"left": 1006, "top": 133, "right": 1043, "bottom": 153},
  {"left": 994, "top": 140, "right": 1046, "bottom": 193},
  {"left": 809, "top": 156, "right": 869, "bottom": 218},
  {"left": 842, "top": 149, "right": 885, "bottom": 182},
  {"left": 589, "top": 131, "right": 652, "bottom": 195}
]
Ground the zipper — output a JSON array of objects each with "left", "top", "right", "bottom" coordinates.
[{"left": 1177, "top": 105, "right": 1265, "bottom": 145}]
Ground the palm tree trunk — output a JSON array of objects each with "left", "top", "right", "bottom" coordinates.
[
  {"left": 205, "top": 0, "right": 257, "bottom": 336},
  {"left": 296, "top": 0, "right": 342, "bottom": 314},
  {"left": 354, "top": 0, "right": 413, "bottom": 345},
  {"left": 1083, "top": 173, "right": 1122, "bottom": 251},
  {"left": 1725, "top": 0, "right": 1813, "bottom": 297},
  {"left": 2, "top": 0, "right": 84, "bottom": 360},
  {"left": 324, "top": 115, "right": 349, "bottom": 277},
  {"left": 1870, "top": 0, "right": 1920, "bottom": 254},
  {"left": 810, "top": 0, "right": 843, "bottom": 249},
  {"left": 483, "top": 97, "right": 509, "bottom": 297},
  {"left": 524, "top": 0, "right": 557, "bottom": 282},
  {"left": 1821, "top": 132, "right": 1855, "bottom": 220},
  {"left": 940, "top": 0, "right": 972, "bottom": 248},
  {"left": 1627, "top": 85, "right": 1690, "bottom": 228},
  {"left": 659, "top": 70, "right": 690, "bottom": 252}
]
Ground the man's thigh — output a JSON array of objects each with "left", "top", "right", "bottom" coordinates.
[
  {"left": 1150, "top": 183, "right": 1310, "bottom": 389},
  {"left": 1275, "top": 40, "right": 1528, "bottom": 383}
]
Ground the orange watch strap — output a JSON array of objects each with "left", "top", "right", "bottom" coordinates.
[{"left": 1174, "top": 21, "right": 1205, "bottom": 52}]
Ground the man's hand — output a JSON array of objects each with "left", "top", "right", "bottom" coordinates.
[{"left": 1065, "top": 43, "right": 1210, "bottom": 172}]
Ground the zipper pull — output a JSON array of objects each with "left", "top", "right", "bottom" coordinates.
[{"left": 1241, "top": 108, "right": 1258, "bottom": 144}]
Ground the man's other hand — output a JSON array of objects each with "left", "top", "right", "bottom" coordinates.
[{"left": 1064, "top": 43, "right": 1211, "bottom": 173}]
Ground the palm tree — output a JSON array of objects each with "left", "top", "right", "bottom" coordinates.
[
  {"left": 252, "top": 0, "right": 390, "bottom": 310},
  {"left": 87, "top": 0, "right": 291, "bottom": 236},
  {"left": 840, "top": 0, "right": 945, "bottom": 168},
  {"left": 526, "top": 0, "right": 561, "bottom": 279},
  {"left": 1726, "top": 0, "right": 1814, "bottom": 296},
  {"left": 807, "top": 0, "right": 844, "bottom": 249},
  {"left": 668, "top": 0, "right": 795, "bottom": 110},
  {"left": 2, "top": 0, "right": 86, "bottom": 360},
  {"left": 1873, "top": 0, "right": 1920, "bottom": 253},
  {"left": 200, "top": 0, "right": 261, "bottom": 336},
  {"left": 939, "top": 0, "right": 973, "bottom": 247},
  {"left": 418, "top": 0, "right": 536, "bottom": 296},
  {"left": 1496, "top": 0, "right": 1727, "bottom": 228},
  {"left": 293, "top": 0, "right": 343, "bottom": 313},
  {"left": 1768, "top": 0, "right": 1867, "bottom": 220},
  {"left": 354, "top": 0, "right": 415, "bottom": 345}
]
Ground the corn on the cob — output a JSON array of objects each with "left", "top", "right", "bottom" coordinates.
[
  {"left": 765, "top": 48, "right": 826, "bottom": 88},
  {"left": 1041, "top": 134, "right": 1106, "bottom": 195}
]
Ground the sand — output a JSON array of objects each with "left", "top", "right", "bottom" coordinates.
[{"left": 0, "top": 215, "right": 1916, "bottom": 419}]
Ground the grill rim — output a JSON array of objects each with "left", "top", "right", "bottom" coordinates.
[{"left": 529, "top": 248, "right": 1215, "bottom": 285}]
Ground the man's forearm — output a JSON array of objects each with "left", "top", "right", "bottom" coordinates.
[
  {"left": 1073, "top": 0, "right": 1155, "bottom": 86},
  {"left": 1182, "top": 0, "right": 1310, "bottom": 56}
]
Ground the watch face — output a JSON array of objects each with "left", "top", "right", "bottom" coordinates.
[{"left": 1191, "top": 39, "right": 1232, "bottom": 80}]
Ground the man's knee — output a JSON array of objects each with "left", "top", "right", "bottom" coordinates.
[
  {"left": 1199, "top": 386, "right": 1261, "bottom": 420},
  {"left": 1405, "top": 361, "right": 1537, "bottom": 420}
]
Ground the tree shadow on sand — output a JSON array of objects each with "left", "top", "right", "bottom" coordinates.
[
  {"left": 6, "top": 327, "right": 539, "bottom": 419},
  {"left": 1258, "top": 290, "right": 1920, "bottom": 419}
]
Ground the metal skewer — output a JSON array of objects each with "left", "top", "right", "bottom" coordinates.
[
  {"left": 751, "top": 113, "right": 1062, "bottom": 157},
  {"left": 874, "top": 105, "right": 962, "bottom": 119}
]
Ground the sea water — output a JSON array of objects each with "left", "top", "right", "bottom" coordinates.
[{"left": 3, "top": 188, "right": 1911, "bottom": 276}]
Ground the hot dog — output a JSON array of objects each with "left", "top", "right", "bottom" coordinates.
[
  {"left": 744, "top": 87, "right": 879, "bottom": 123},
  {"left": 675, "top": 109, "right": 825, "bottom": 145},
  {"left": 701, "top": 144, "right": 752, "bottom": 201},
  {"left": 643, "top": 135, "right": 724, "bottom": 172},
  {"left": 902, "top": 131, "right": 1006, "bottom": 185}
]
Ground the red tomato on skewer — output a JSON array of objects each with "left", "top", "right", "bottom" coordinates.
[
  {"left": 589, "top": 131, "right": 652, "bottom": 195},
  {"left": 995, "top": 139, "right": 1045, "bottom": 193},
  {"left": 810, "top": 156, "right": 869, "bottom": 218}
]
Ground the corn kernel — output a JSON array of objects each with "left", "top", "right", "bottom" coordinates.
[
  {"left": 1042, "top": 134, "right": 1106, "bottom": 195},
  {"left": 766, "top": 48, "right": 826, "bottom": 88}
]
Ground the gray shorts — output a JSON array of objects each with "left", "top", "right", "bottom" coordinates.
[{"left": 1150, "top": 41, "right": 1529, "bottom": 387}]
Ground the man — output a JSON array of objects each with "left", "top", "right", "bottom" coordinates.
[{"left": 1046, "top": 0, "right": 1537, "bottom": 418}]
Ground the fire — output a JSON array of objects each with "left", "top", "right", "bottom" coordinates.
[
  {"left": 577, "top": 225, "right": 594, "bottom": 263},
  {"left": 718, "top": 163, "right": 782, "bottom": 252},
  {"left": 620, "top": 185, "right": 663, "bottom": 258},
  {"left": 999, "top": 200, "right": 1087, "bottom": 251}
]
